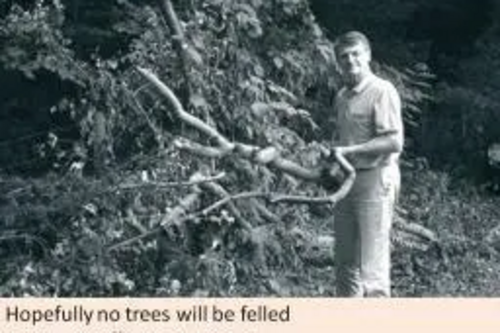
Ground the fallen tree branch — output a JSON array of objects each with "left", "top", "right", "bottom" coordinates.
[
  {"left": 200, "top": 191, "right": 267, "bottom": 216},
  {"left": 172, "top": 122, "right": 329, "bottom": 181},
  {"left": 108, "top": 182, "right": 355, "bottom": 252},
  {"left": 137, "top": 67, "right": 234, "bottom": 152},
  {"left": 136, "top": 67, "right": 356, "bottom": 204},
  {"left": 118, "top": 172, "right": 226, "bottom": 190},
  {"left": 174, "top": 138, "right": 228, "bottom": 158}
]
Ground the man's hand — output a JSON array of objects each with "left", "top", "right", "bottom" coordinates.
[{"left": 319, "top": 144, "right": 353, "bottom": 159}]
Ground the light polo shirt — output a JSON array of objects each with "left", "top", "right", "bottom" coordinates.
[{"left": 334, "top": 73, "right": 403, "bottom": 170}]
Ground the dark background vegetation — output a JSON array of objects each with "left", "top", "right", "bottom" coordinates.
[{"left": 1, "top": 0, "right": 500, "bottom": 296}]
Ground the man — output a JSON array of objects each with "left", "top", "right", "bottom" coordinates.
[{"left": 331, "top": 31, "right": 404, "bottom": 297}]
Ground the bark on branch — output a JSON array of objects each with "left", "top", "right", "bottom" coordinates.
[
  {"left": 156, "top": 0, "right": 202, "bottom": 106},
  {"left": 137, "top": 67, "right": 234, "bottom": 152},
  {"left": 118, "top": 172, "right": 226, "bottom": 190},
  {"left": 157, "top": 0, "right": 185, "bottom": 42},
  {"left": 157, "top": 0, "right": 202, "bottom": 71}
]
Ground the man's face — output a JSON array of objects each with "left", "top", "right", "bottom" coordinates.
[{"left": 335, "top": 42, "right": 371, "bottom": 79}]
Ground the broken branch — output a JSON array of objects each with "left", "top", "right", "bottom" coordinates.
[
  {"left": 137, "top": 67, "right": 234, "bottom": 152},
  {"left": 136, "top": 67, "right": 356, "bottom": 204},
  {"left": 119, "top": 172, "right": 226, "bottom": 190}
]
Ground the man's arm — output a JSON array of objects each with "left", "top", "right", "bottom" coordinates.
[{"left": 335, "top": 132, "right": 402, "bottom": 156}]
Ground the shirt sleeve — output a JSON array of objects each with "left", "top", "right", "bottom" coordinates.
[{"left": 373, "top": 83, "right": 403, "bottom": 141}]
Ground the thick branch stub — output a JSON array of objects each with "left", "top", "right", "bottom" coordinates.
[{"left": 174, "top": 138, "right": 228, "bottom": 158}]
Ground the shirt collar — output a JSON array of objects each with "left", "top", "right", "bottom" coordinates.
[{"left": 350, "top": 73, "right": 376, "bottom": 94}]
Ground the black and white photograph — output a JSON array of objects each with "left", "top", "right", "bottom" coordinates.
[{"left": 1, "top": 0, "right": 500, "bottom": 298}]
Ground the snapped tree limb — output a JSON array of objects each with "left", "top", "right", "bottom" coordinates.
[
  {"left": 137, "top": 67, "right": 234, "bottom": 152},
  {"left": 135, "top": 67, "right": 356, "bottom": 204},
  {"left": 118, "top": 172, "right": 226, "bottom": 190}
]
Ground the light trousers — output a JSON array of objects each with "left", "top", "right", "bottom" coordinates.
[{"left": 334, "top": 164, "right": 400, "bottom": 297}]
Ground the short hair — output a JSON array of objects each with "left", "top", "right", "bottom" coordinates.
[{"left": 333, "top": 31, "right": 371, "bottom": 54}]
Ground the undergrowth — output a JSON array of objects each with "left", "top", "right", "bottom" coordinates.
[
  {"left": 392, "top": 162, "right": 500, "bottom": 296},
  {"left": 2, "top": 159, "right": 500, "bottom": 297}
]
